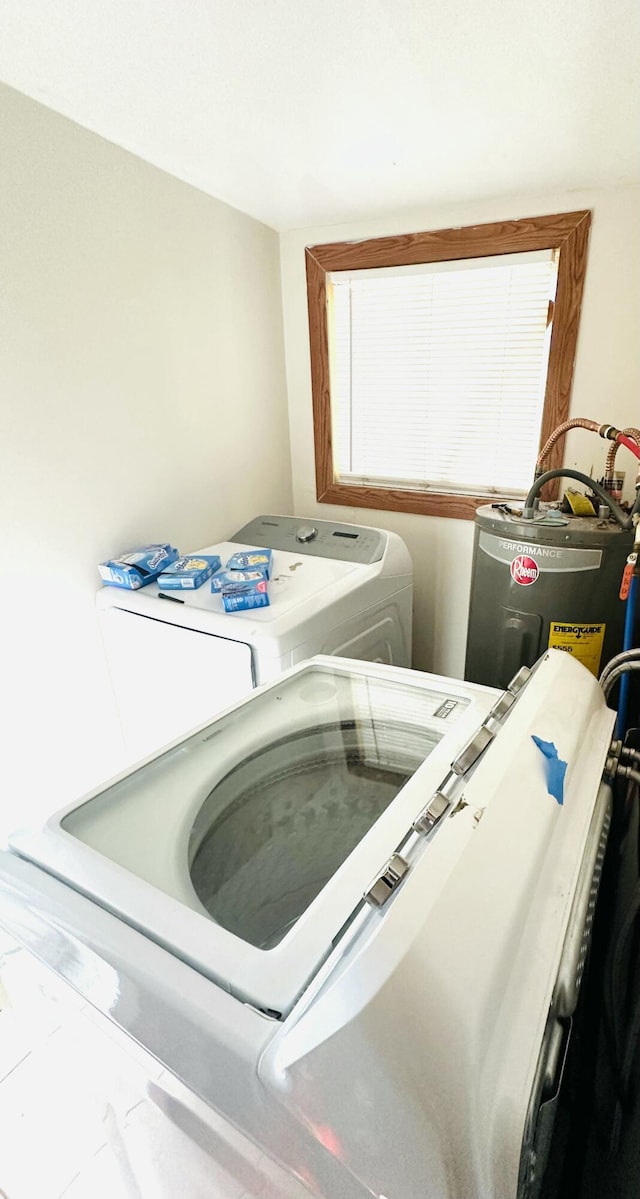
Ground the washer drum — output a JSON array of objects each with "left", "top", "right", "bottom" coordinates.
[{"left": 464, "top": 505, "right": 634, "bottom": 689}]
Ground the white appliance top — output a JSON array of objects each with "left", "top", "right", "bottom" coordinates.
[
  {"left": 10, "top": 657, "right": 496, "bottom": 1015},
  {"left": 95, "top": 517, "right": 412, "bottom": 649}
]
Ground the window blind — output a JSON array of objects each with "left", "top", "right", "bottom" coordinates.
[{"left": 328, "top": 249, "right": 558, "bottom": 498}]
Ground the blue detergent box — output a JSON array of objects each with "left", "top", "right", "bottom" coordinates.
[
  {"left": 222, "top": 588, "right": 270, "bottom": 613},
  {"left": 225, "top": 548, "right": 272, "bottom": 579},
  {"left": 211, "top": 568, "right": 268, "bottom": 593},
  {"left": 99, "top": 544, "right": 179, "bottom": 590},
  {"left": 157, "top": 554, "right": 221, "bottom": 591},
  {"left": 220, "top": 576, "right": 270, "bottom": 613}
]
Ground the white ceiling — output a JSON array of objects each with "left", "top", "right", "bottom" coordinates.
[{"left": 0, "top": 0, "right": 638, "bottom": 231}]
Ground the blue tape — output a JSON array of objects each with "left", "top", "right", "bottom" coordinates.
[{"left": 531, "top": 736, "right": 567, "bottom": 805}]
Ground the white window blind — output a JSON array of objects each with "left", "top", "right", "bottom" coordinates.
[{"left": 328, "top": 249, "right": 558, "bottom": 498}]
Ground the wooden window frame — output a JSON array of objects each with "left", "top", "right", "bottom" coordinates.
[{"left": 305, "top": 210, "right": 591, "bottom": 520}]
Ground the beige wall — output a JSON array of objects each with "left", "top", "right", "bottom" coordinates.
[
  {"left": 3, "top": 81, "right": 638, "bottom": 831},
  {"left": 280, "top": 184, "right": 640, "bottom": 678},
  {"left": 0, "top": 84, "right": 292, "bottom": 831}
]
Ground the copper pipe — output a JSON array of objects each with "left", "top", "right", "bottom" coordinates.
[{"left": 536, "top": 417, "right": 602, "bottom": 471}]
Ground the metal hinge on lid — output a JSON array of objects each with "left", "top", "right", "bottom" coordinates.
[
  {"left": 414, "top": 673, "right": 529, "bottom": 834},
  {"left": 508, "top": 664, "right": 532, "bottom": 694},
  {"left": 365, "top": 854, "right": 410, "bottom": 908},
  {"left": 413, "top": 770, "right": 459, "bottom": 834},
  {"left": 413, "top": 791, "right": 450, "bottom": 834},
  {"left": 452, "top": 725, "right": 494, "bottom": 775},
  {"left": 366, "top": 669, "right": 535, "bottom": 908},
  {"left": 451, "top": 666, "right": 531, "bottom": 775},
  {"left": 489, "top": 690, "right": 517, "bottom": 721}
]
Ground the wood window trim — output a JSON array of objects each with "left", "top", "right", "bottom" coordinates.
[{"left": 305, "top": 209, "right": 592, "bottom": 520}]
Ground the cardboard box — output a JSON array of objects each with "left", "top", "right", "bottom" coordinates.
[
  {"left": 158, "top": 554, "right": 221, "bottom": 590},
  {"left": 99, "top": 544, "right": 179, "bottom": 590},
  {"left": 211, "top": 568, "right": 268, "bottom": 593},
  {"left": 225, "top": 548, "right": 272, "bottom": 579},
  {"left": 221, "top": 588, "right": 270, "bottom": 612}
]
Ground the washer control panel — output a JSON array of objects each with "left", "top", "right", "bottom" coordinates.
[
  {"left": 231, "top": 515, "right": 386, "bottom": 563},
  {"left": 295, "top": 525, "right": 318, "bottom": 544}
]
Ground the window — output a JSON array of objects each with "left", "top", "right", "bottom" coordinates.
[{"left": 306, "top": 211, "right": 591, "bottom": 520}]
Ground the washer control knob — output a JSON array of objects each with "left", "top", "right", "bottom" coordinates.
[{"left": 296, "top": 525, "right": 318, "bottom": 543}]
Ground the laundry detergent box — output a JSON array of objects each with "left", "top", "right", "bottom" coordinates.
[
  {"left": 98, "top": 544, "right": 179, "bottom": 590},
  {"left": 210, "top": 568, "right": 268, "bottom": 593},
  {"left": 224, "top": 548, "right": 272, "bottom": 579},
  {"left": 157, "top": 554, "right": 221, "bottom": 590},
  {"left": 221, "top": 578, "right": 270, "bottom": 613}
]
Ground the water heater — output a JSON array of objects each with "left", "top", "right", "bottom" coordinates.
[{"left": 465, "top": 504, "right": 633, "bottom": 689}]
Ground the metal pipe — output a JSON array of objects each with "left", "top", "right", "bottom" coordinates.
[
  {"left": 601, "top": 662, "right": 640, "bottom": 700},
  {"left": 522, "top": 469, "right": 632, "bottom": 529},
  {"left": 621, "top": 748, "right": 640, "bottom": 765},
  {"left": 617, "top": 765, "right": 640, "bottom": 786},
  {"left": 600, "top": 648, "right": 640, "bottom": 687}
]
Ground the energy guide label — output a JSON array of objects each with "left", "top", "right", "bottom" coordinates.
[{"left": 547, "top": 622, "right": 605, "bottom": 676}]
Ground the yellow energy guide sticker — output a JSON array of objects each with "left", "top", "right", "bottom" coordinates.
[{"left": 547, "top": 621, "right": 606, "bottom": 676}]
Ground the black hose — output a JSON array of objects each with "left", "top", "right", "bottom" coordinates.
[{"left": 522, "top": 469, "right": 633, "bottom": 530}]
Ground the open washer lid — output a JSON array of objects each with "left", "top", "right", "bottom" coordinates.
[{"left": 10, "top": 658, "right": 498, "bottom": 1015}]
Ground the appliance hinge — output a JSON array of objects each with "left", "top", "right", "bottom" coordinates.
[
  {"left": 413, "top": 664, "right": 532, "bottom": 837},
  {"left": 365, "top": 854, "right": 410, "bottom": 908},
  {"left": 413, "top": 791, "right": 449, "bottom": 834}
]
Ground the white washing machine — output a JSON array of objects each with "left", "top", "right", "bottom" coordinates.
[
  {"left": 1, "top": 650, "right": 615, "bottom": 1199},
  {"left": 97, "top": 514, "right": 413, "bottom": 762}
]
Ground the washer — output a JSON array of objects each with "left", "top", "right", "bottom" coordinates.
[
  {"left": 1, "top": 650, "right": 615, "bottom": 1198},
  {"left": 97, "top": 514, "right": 413, "bottom": 762}
]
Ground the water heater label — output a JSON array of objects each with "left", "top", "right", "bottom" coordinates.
[
  {"left": 547, "top": 622, "right": 606, "bottom": 676},
  {"left": 510, "top": 554, "right": 539, "bottom": 585},
  {"left": 478, "top": 532, "right": 603, "bottom": 573}
]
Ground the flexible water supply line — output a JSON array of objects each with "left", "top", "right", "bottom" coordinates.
[
  {"left": 536, "top": 419, "right": 640, "bottom": 487},
  {"left": 605, "top": 429, "right": 640, "bottom": 477},
  {"left": 600, "top": 648, "right": 640, "bottom": 688},
  {"left": 522, "top": 469, "right": 633, "bottom": 528},
  {"left": 601, "top": 661, "right": 640, "bottom": 701},
  {"left": 536, "top": 418, "right": 602, "bottom": 472}
]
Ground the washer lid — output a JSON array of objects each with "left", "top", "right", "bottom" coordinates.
[{"left": 10, "top": 659, "right": 497, "bottom": 1015}]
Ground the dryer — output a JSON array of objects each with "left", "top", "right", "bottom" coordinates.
[{"left": 97, "top": 514, "right": 412, "bottom": 762}]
